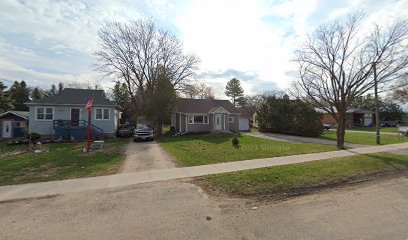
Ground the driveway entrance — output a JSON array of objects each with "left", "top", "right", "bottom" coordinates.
[{"left": 122, "top": 140, "right": 176, "bottom": 173}]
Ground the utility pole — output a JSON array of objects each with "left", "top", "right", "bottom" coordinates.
[{"left": 373, "top": 62, "right": 380, "bottom": 145}]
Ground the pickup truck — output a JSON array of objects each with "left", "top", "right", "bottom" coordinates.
[{"left": 133, "top": 124, "right": 155, "bottom": 142}]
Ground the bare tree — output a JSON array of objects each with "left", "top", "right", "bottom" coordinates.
[
  {"left": 292, "top": 13, "right": 408, "bottom": 148},
  {"left": 182, "top": 80, "right": 214, "bottom": 99},
  {"left": 95, "top": 19, "right": 200, "bottom": 119},
  {"left": 390, "top": 73, "right": 408, "bottom": 102}
]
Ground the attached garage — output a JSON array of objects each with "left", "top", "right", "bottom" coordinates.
[
  {"left": 237, "top": 106, "right": 256, "bottom": 132},
  {"left": 239, "top": 117, "right": 250, "bottom": 131}
]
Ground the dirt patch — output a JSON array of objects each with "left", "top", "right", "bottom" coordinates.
[{"left": 194, "top": 168, "right": 408, "bottom": 202}]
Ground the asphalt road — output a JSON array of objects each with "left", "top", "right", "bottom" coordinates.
[
  {"left": 121, "top": 140, "right": 176, "bottom": 173},
  {"left": 0, "top": 176, "right": 407, "bottom": 240}
]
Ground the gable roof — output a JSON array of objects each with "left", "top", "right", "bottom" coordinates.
[
  {"left": 25, "top": 88, "right": 116, "bottom": 107},
  {"left": 0, "top": 111, "right": 29, "bottom": 120},
  {"left": 175, "top": 98, "right": 240, "bottom": 114},
  {"left": 237, "top": 106, "right": 256, "bottom": 118}
]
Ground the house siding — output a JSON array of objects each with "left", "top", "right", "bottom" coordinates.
[
  {"left": 28, "top": 105, "right": 118, "bottom": 136},
  {"left": 228, "top": 114, "right": 239, "bottom": 132}
]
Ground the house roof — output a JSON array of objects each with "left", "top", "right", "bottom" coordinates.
[
  {"left": 25, "top": 88, "right": 116, "bottom": 107},
  {"left": 175, "top": 98, "right": 240, "bottom": 114},
  {"left": 316, "top": 107, "right": 373, "bottom": 114},
  {"left": 0, "top": 111, "right": 29, "bottom": 120},
  {"left": 237, "top": 106, "right": 256, "bottom": 118}
]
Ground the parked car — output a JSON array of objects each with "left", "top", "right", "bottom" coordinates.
[
  {"left": 323, "top": 124, "right": 331, "bottom": 130},
  {"left": 117, "top": 123, "right": 134, "bottom": 137},
  {"left": 381, "top": 120, "right": 399, "bottom": 127},
  {"left": 134, "top": 124, "right": 155, "bottom": 142}
]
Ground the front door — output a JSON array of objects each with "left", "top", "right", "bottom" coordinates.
[
  {"left": 2, "top": 121, "right": 12, "bottom": 138},
  {"left": 71, "top": 109, "right": 80, "bottom": 126},
  {"left": 215, "top": 114, "right": 222, "bottom": 130}
]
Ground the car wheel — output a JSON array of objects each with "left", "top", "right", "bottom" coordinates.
[{"left": 133, "top": 138, "right": 138, "bottom": 142}]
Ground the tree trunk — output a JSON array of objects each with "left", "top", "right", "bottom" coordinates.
[
  {"left": 336, "top": 113, "right": 346, "bottom": 149},
  {"left": 156, "top": 122, "right": 163, "bottom": 137}
]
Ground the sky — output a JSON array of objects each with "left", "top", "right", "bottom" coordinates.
[{"left": 0, "top": 0, "right": 407, "bottom": 99}]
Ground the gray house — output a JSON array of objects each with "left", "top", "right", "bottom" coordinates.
[
  {"left": 25, "top": 88, "right": 121, "bottom": 139},
  {"left": 171, "top": 98, "right": 240, "bottom": 133}
]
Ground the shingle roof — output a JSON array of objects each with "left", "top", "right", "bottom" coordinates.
[
  {"left": 237, "top": 106, "right": 256, "bottom": 118},
  {"left": 175, "top": 98, "right": 240, "bottom": 114},
  {"left": 26, "top": 88, "right": 116, "bottom": 106},
  {"left": 0, "top": 111, "right": 29, "bottom": 120}
]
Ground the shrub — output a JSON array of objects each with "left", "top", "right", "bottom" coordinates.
[
  {"left": 232, "top": 136, "right": 239, "bottom": 146},
  {"left": 27, "top": 132, "right": 41, "bottom": 142},
  {"left": 257, "top": 96, "right": 323, "bottom": 137}
]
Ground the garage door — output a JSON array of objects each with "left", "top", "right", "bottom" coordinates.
[{"left": 239, "top": 118, "right": 250, "bottom": 131}]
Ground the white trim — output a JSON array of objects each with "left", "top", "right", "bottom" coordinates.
[
  {"left": 0, "top": 111, "right": 28, "bottom": 120},
  {"left": 187, "top": 114, "right": 210, "bottom": 124},
  {"left": 208, "top": 106, "right": 230, "bottom": 114},
  {"left": 224, "top": 114, "right": 226, "bottom": 130},
  {"left": 35, "top": 106, "right": 54, "bottom": 121},
  {"left": 179, "top": 114, "right": 182, "bottom": 132},
  {"left": 185, "top": 115, "right": 188, "bottom": 132},
  {"left": 94, "top": 108, "right": 110, "bottom": 121}
]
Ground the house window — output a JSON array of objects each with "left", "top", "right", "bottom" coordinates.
[
  {"left": 188, "top": 115, "right": 209, "bottom": 124},
  {"left": 36, "top": 107, "right": 53, "bottom": 120},
  {"left": 228, "top": 116, "right": 234, "bottom": 123},
  {"left": 96, "top": 108, "right": 110, "bottom": 120}
]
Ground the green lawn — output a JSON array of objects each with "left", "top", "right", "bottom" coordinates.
[
  {"left": 320, "top": 131, "right": 408, "bottom": 145},
  {"left": 0, "top": 139, "right": 128, "bottom": 186},
  {"left": 159, "top": 134, "right": 337, "bottom": 167},
  {"left": 349, "top": 126, "right": 399, "bottom": 133},
  {"left": 198, "top": 153, "right": 408, "bottom": 197},
  {"left": 0, "top": 141, "right": 28, "bottom": 155}
]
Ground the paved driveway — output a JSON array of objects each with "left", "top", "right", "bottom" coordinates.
[
  {"left": 246, "top": 132, "right": 364, "bottom": 148},
  {"left": 0, "top": 176, "right": 407, "bottom": 240},
  {"left": 121, "top": 140, "right": 176, "bottom": 173}
]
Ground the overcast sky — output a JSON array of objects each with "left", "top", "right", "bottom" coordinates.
[{"left": 0, "top": 0, "right": 407, "bottom": 99}]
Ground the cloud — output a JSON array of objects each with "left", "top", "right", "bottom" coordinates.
[{"left": 0, "top": 0, "right": 407, "bottom": 100}]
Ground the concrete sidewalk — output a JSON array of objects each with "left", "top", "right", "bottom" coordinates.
[{"left": 0, "top": 142, "right": 407, "bottom": 202}]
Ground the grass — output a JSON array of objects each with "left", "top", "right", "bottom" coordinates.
[
  {"left": 0, "top": 142, "right": 27, "bottom": 154},
  {"left": 159, "top": 133, "right": 337, "bottom": 167},
  {"left": 349, "top": 126, "right": 399, "bottom": 133},
  {"left": 320, "top": 131, "right": 408, "bottom": 145},
  {"left": 0, "top": 139, "right": 128, "bottom": 186},
  {"left": 199, "top": 153, "right": 408, "bottom": 197}
]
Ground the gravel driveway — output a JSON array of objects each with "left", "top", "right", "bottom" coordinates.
[{"left": 121, "top": 140, "right": 176, "bottom": 173}]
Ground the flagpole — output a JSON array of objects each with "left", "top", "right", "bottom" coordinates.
[{"left": 85, "top": 98, "right": 94, "bottom": 152}]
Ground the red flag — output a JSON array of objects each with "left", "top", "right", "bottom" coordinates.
[{"left": 85, "top": 98, "right": 93, "bottom": 110}]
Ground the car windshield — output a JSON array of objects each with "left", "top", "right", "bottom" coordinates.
[{"left": 136, "top": 124, "right": 151, "bottom": 130}]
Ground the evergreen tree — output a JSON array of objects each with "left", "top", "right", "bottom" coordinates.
[
  {"left": 224, "top": 78, "right": 245, "bottom": 106},
  {"left": 9, "top": 81, "right": 30, "bottom": 111},
  {"left": 112, "top": 81, "right": 131, "bottom": 120},
  {"left": 44, "top": 82, "right": 64, "bottom": 97},
  {"left": 0, "top": 82, "right": 14, "bottom": 112},
  {"left": 31, "top": 87, "right": 43, "bottom": 99}
]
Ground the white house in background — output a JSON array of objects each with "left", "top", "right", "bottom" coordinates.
[{"left": 25, "top": 88, "right": 121, "bottom": 139}]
